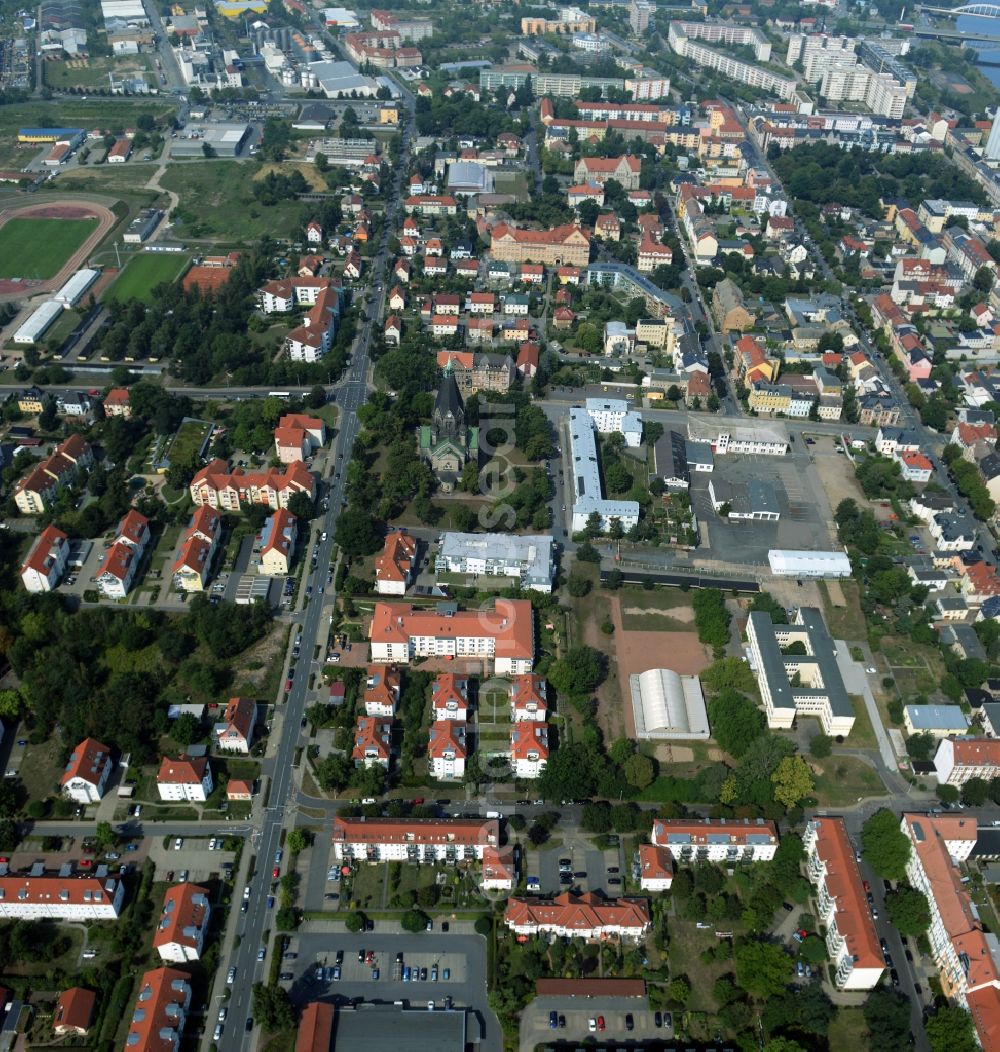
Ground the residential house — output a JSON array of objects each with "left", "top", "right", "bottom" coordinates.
[
  {"left": 637, "top": 237, "right": 673, "bottom": 273},
  {"left": 60, "top": 737, "right": 113, "bottom": 804},
  {"left": 189, "top": 460, "right": 314, "bottom": 512},
  {"left": 214, "top": 696, "right": 256, "bottom": 753},
  {"left": 503, "top": 892, "right": 651, "bottom": 941},
  {"left": 97, "top": 539, "right": 144, "bottom": 599},
  {"left": 274, "top": 413, "right": 326, "bottom": 463},
  {"left": 511, "top": 721, "right": 549, "bottom": 778},
  {"left": 172, "top": 506, "right": 222, "bottom": 592},
  {"left": 712, "top": 279, "right": 755, "bottom": 332},
  {"left": 13, "top": 434, "right": 93, "bottom": 514},
  {"left": 157, "top": 756, "right": 213, "bottom": 802},
  {"left": 124, "top": 969, "right": 190, "bottom": 1052},
  {"left": 481, "top": 845, "right": 516, "bottom": 890},
  {"left": 154, "top": 882, "right": 211, "bottom": 963},
  {"left": 364, "top": 665, "right": 400, "bottom": 717},
  {"left": 352, "top": 716, "right": 392, "bottom": 768},
  {"left": 374, "top": 530, "right": 417, "bottom": 594},
  {"left": 331, "top": 816, "right": 499, "bottom": 865},
  {"left": 53, "top": 988, "right": 96, "bottom": 1037},
  {"left": 0, "top": 873, "right": 125, "bottom": 920},
  {"left": 934, "top": 737, "right": 1000, "bottom": 785},
  {"left": 428, "top": 719, "right": 467, "bottom": 780},
  {"left": 510, "top": 674, "right": 547, "bottom": 721},
  {"left": 103, "top": 388, "right": 132, "bottom": 418},
  {"left": 638, "top": 844, "right": 674, "bottom": 891},
  {"left": 896, "top": 450, "right": 933, "bottom": 483},
  {"left": 20, "top": 524, "right": 69, "bottom": 593},
  {"left": 651, "top": 819, "right": 779, "bottom": 862},
  {"left": 384, "top": 315, "right": 402, "bottom": 344},
  {"left": 258, "top": 508, "right": 297, "bottom": 576}
]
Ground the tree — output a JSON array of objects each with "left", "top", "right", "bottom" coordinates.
[
  {"left": 251, "top": 983, "right": 295, "bottom": 1032},
  {"left": 0, "top": 689, "right": 21, "bottom": 721},
  {"left": 809, "top": 733, "right": 833, "bottom": 758},
  {"left": 401, "top": 909, "right": 429, "bottom": 933},
  {"left": 707, "top": 689, "right": 765, "bottom": 758},
  {"left": 861, "top": 808, "right": 911, "bottom": 882},
  {"left": 962, "top": 776, "right": 990, "bottom": 807},
  {"left": 925, "top": 1005, "right": 978, "bottom": 1052},
  {"left": 885, "top": 885, "right": 931, "bottom": 937},
  {"left": 623, "top": 753, "right": 654, "bottom": 789},
  {"left": 547, "top": 645, "right": 603, "bottom": 697},
  {"left": 38, "top": 397, "right": 58, "bottom": 433},
  {"left": 537, "top": 741, "right": 603, "bottom": 801},
  {"left": 287, "top": 828, "right": 313, "bottom": 854},
  {"left": 287, "top": 492, "right": 315, "bottom": 520},
  {"left": 734, "top": 940, "right": 793, "bottom": 998},
  {"left": 171, "top": 712, "right": 201, "bottom": 747},
  {"left": 335, "top": 506, "right": 381, "bottom": 555},
  {"left": 306, "top": 384, "right": 327, "bottom": 409},
  {"left": 771, "top": 756, "right": 814, "bottom": 809},
  {"left": 567, "top": 573, "right": 591, "bottom": 597},
  {"left": 94, "top": 821, "right": 116, "bottom": 853},
  {"left": 345, "top": 912, "right": 365, "bottom": 932},
  {"left": 936, "top": 782, "right": 960, "bottom": 804},
  {"left": 700, "top": 657, "right": 756, "bottom": 695},
  {"left": 763, "top": 1040, "right": 806, "bottom": 1052},
  {"left": 863, "top": 988, "right": 911, "bottom": 1051},
  {"left": 974, "top": 265, "right": 995, "bottom": 293}
]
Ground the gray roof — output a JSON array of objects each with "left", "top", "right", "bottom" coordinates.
[
  {"left": 332, "top": 1004, "right": 468, "bottom": 1050},
  {"left": 903, "top": 705, "right": 969, "bottom": 731},
  {"left": 436, "top": 532, "right": 553, "bottom": 589}
]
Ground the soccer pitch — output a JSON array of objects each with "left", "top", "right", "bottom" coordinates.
[
  {"left": 0, "top": 217, "right": 98, "bottom": 280},
  {"left": 105, "top": 252, "right": 191, "bottom": 303}
]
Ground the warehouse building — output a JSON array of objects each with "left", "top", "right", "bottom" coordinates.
[
  {"left": 13, "top": 300, "right": 63, "bottom": 344},
  {"left": 123, "top": 209, "right": 163, "bottom": 244},
  {"left": 629, "top": 668, "right": 709, "bottom": 740},
  {"left": 768, "top": 549, "right": 852, "bottom": 578},
  {"left": 54, "top": 268, "right": 100, "bottom": 307},
  {"left": 170, "top": 123, "right": 251, "bottom": 158}
]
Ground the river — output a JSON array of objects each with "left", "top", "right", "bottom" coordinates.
[{"left": 955, "top": 13, "right": 1000, "bottom": 89}]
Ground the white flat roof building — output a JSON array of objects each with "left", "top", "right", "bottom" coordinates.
[
  {"left": 54, "top": 268, "right": 100, "bottom": 307},
  {"left": 629, "top": 668, "right": 709, "bottom": 740},
  {"left": 768, "top": 549, "right": 852, "bottom": 578},
  {"left": 569, "top": 407, "right": 640, "bottom": 532},
  {"left": 309, "top": 59, "right": 388, "bottom": 97},
  {"left": 13, "top": 300, "right": 63, "bottom": 344},
  {"left": 435, "top": 532, "right": 554, "bottom": 592},
  {"left": 585, "top": 397, "right": 643, "bottom": 448}
]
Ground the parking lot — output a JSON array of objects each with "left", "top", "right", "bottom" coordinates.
[
  {"left": 520, "top": 999, "right": 672, "bottom": 1051},
  {"left": 532, "top": 839, "right": 623, "bottom": 896},
  {"left": 280, "top": 929, "right": 501, "bottom": 1046}
]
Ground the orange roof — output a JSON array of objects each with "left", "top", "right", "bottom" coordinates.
[
  {"left": 0, "top": 873, "right": 122, "bottom": 910},
  {"left": 333, "top": 816, "right": 498, "bottom": 847},
  {"left": 352, "top": 716, "right": 392, "bottom": 762},
  {"left": 374, "top": 530, "right": 417, "bottom": 586},
  {"left": 227, "top": 779, "right": 253, "bottom": 799},
  {"left": 153, "top": 883, "right": 210, "bottom": 954},
  {"left": 369, "top": 599, "right": 534, "bottom": 661},
  {"left": 54, "top": 987, "right": 96, "bottom": 1033},
  {"left": 510, "top": 674, "right": 546, "bottom": 715},
  {"left": 951, "top": 738, "right": 1000, "bottom": 766},
  {"left": 432, "top": 672, "right": 468, "bottom": 714},
  {"left": 218, "top": 696, "right": 255, "bottom": 743},
  {"left": 103, "top": 387, "right": 130, "bottom": 406},
  {"left": 967, "top": 985, "right": 1000, "bottom": 1052},
  {"left": 278, "top": 413, "right": 324, "bottom": 434},
  {"left": 639, "top": 843, "right": 673, "bottom": 882},
  {"left": 126, "top": 968, "right": 189, "bottom": 1052},
  {"left": 364, "top": 665, "right": 400, "bottom": 710},
  {"left": 61, "top": 737, "right": 111, "bottom": 789},
  {"left": 491, "top": 222, "right": 590, "bottom": 248},
  {"left": 190, "top": 459, "right": 313, "bottom": 501},
  {"left": 20, "top": 523, "right": 67, "bottom": 578},
  {"left": 100, "top": 540, "right": 138, "bottom": 583},
  {"left": 296, "top": 1002, "right": 334, "bottom": 1052},
  {"left": 171, "top": 535, "right": 212, "bottom": 577},
  {"left": 428, "top": 719, "right": 467, "bottom": 759},
  {"left": 577, "top": 155, "right": 641, "bottom": 174},
  {"left": 511, "top": 721, "right": 548, "bottom": 761},
  {"left": 810, "top": 817, "right": 884, "bottom": 971},
  {"left": 260, "top": 509, "right": 296, "bottom": 560},
  {"left": 157, "top": 756, "right": 209, "bottom": 786},
  {"left": 430, "top": 314, "right": 458, "bottom": 327},
  {"left": 481, "top": 844, "right": 515, "bottom": 884},
  {"left": 116, "top": 509, "right": 149, "bottom": 547},
  {"left": 504, "top": 891, "right": 650, "bottom": 932},
  {"left": 108, "top": 137, "right": 131, "bottom": 158},
  {"left": 900, "top": 451, "right": 933, "bottom": 471}
]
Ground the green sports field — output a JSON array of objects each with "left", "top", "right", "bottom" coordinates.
[
  {"left": 105, "top": 252, "right": 191, "bottom": 303},
  {"left": 0, "top": 217, "right": 98, "bottom": 280}
]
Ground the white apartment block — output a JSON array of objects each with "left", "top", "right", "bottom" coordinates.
[
  {"left": 504, "top": 891, "right": 652, "bottom": 941},
  {"left": 668, "top": 22, "right": 797, "bottom": 100},
  {"left": 435, "top": 532, "right": 554, "bottom": 592},
  {"left": 569, "top": 408, "right": 640, "bottom": 532},
  {"left": 428, "top": 720, "right": 467, "bottom": 780},
  {"left": 804, "top": 818, "right": 886, "bottom": 990},
  {"left": 933, "top": 737, "right": 1000, "bottom": 786},
  {"left": 154, "top": 883, "right": 211, "bottom": 963},
  {"left": 651, "top": 818, "right": 778, "bottom": 862},
  {"left": 0, "top": 874, "right": 125, "bottom": 920},
  {"left": 585, "top": 397, "right": 643, "bottom": 448},
  {"left": 331, "top": 816, "right": 498, "bottom": 864},
  {"left": 60, "top": 738, "right": 113, "bottom": 805},
  {"left": 156, "top": 757, "right": 213, "bottom": 802},
  {"left": 20, "top": 525, "right": 69, "bottom": 593},
  {"left": 511, "top": 722, "right": 549, "bottom": 779}
]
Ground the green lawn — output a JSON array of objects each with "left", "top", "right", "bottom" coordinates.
[
  {"left": 105, "top": 252, "right": 191, "bottom": 303},
  {"left": 829, "top": 1007, "right": 869, "bottom": 1051},
  {"left": 0, "top": 217, "right": 97, "bottom": 279},
  {"left": 817, "top": 579, "right": 868, "bottom": 641},
  {"left": 164, "top": 418, "right": 213, "bottom": 467},
  {"left": 44, "top": 55, "right": 153, "bottom": 90},
  {"left": 812, "top": 755, "right": 885, "bottom": 806}
]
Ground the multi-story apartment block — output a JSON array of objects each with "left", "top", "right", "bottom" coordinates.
[
  {"left": 157, "top": 756, "right": 213, "bottom": 802},
  {"left": 125, "top": 968, "right": 190, "bottom": 1052},
  {"left": 522, "top": 7, "right": 596, "bottom": 34},
  {"left": 651, "top": 819, "right": 779, "bottom": 862},
  {"left": 638, "top": 844, "right": 674, "bottom": 890},
  {"left": 60, "top": 738, "right": 113, "bottom": 804},
  {"left": 510, "top": 674, "right": 547, "bottom": 721},
  {"left": 364, "top": 665, "right": 400, "bottom": 717},
  {"left": 154, "top": 882, "right": 211, "bottom": 963},
  {"left": 569, "top": 407, "right": 641, "bottom": 532},
  {"left": 189, "top": 460, "right": 314, "bottom": 512},
  {"left": 214, "top": 696, "right": 256, "bottom": 753},
  {"left": 369, "top": 599, "right": 534, "bottom": 674},
  {"left": 331, "top": 816, "right": 499, "bottom": 864},
  {"left": 746, "top": 608, "right": 855, "bottom": 736},
  {"left": 374, "top": 530, "right": 417, "bottom": 595},
  {"left": 435, "top": 532, "right": 554, "bottom": 593},
  {"left": 804, "top": 817, "right": 886, "bottom": 990},
  {"left": 511, "top": 721, "right": 549, "bottom": 778},
  {"left": 432, "top": 673, "right": 469, "bottom": 721},
  {"left": 490, "top": 222, "right": 590, "bottom": 267},
  {"left": 20, "top": 524, "right": 69, "bottom": 593},
  {"left": 0, "top": 872, "right": 125, "bottom": 919},
  {"left": 668, "top": 22, "right": 797, "bottom": 100},
  {"left": 13, "top": 434, "right": 93, "bottom": 514},
  {"left": 428, "top": 719, "right": 467, "bottom": 780},
  {"left": 257, "top": 508, "right": 297, "bottom": 576},
  {"left": 171, "top": 506, "right": 221, "bottom": 593},
  {"left": 933, "top": 737, "right": 1000, "bottom": 785},
  {"left": 504, "top": 892, "right": 651, "bottom": 941},
  {"left": 352, "top": 716, "right": 392, "bottom": 768},
  {"left": 585, "top": 397, "right": 644, "bottom": 448}
]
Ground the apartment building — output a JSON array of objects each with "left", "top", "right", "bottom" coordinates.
[
  {"left": 569, "top": 407, "right": 640, "bottom": 532},
  {"left": 13, "top": 434, "right": 93, "bottom": 514},
  {"left": 510, "top": 674, "right": 547, "bottom": 721},
  {"left": 585, "top": 397, "right": 643, "bottom": 447},
  {"left": 428, "top": 719, "right": 467, "bottom": 780},
  {"left": 504, "top": 891, "right": 651, "bottom": 941},
  {"left": 668, "top": 22, "right": 797, "bottom": 100},
  {"left": 374, "top": 530, "right": 418, "bottom": 595},
  {"left": 746, "top": 608, "right": 855, "bottom": 736},
  {"left": 804, "top": 817, "right": 886, "bottom": 990},
  {"left": 214, "top": 696, "right": 256, "bottom": 753},
  {"left": 435, "top": 532, "right": 554, "bottom": 592},
  {"left": 368, "top": 599, "right": 535, "bottom": 674},
  {"left": 258, "top": 508, "right": 297, "bottom": 576},
  {"left": 482, "top": 845, "right": 516, "bottom": 891},
  {"left": 274, "top": 413, "right": 326, "bottom": 463},
  {"left": 934, "top": 737, "right": 1000, "bottom": 785},
  {"left": 510, "top": 721, "right": 549, "bottom": 778},
  {"left": 352, "top": 716, "right": 392, "bottom": 768},
  {"left": 364, "top": 665, "right": 400, "bottom": 718},
  {"left": 638, "top": 844, "right": 674, "bottom": 891},
  {"left": 125, "top": 968, "right": 190, "bottom": 1052},
  {"left": 651, "top": 819, "right": 779, "bottom": 862},
  {"left": 60, "top": 738, "right": 113, "bottom": 804},
  {"left": 899, "top": 812, "right": 1000, "bottom": 1050},
  {"left": 432, "top": 673, "right": 469, "bottom": 721},
  {"left": 172, "top": 506, "right": 222, "bottom": 593},
  {"left": 156, "top": 756, "right": 213, "bottom": 802},
  {"left": 331, "top": 816, "right": 499, "bottom": 864},
  {"left": 20, "top": 524, "right": 69, "bottom": 593},
  {"left": 189, "top": 459, "right": 314, "bottom": 512},
  {"left": 154, "top": 882, "right": 211, "bottom": 963},
  {"left": 97, "top": 535, "right": 146, "bottom": 599},
  {"left": 0, "top": 872, "right": 125, "bottom": 920}
]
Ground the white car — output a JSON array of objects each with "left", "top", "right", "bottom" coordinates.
[
  {"left": 218, "top": 1007, "right": 228, "bottom": 1022},
  {"left": 865, "top": 666, "right": 877, "bottom": 674},
  {"left": 588, "top": 1018, "right": 597, "bottom": 1033},
  {"left": 227, "top": 967, "right": 237, "bottom": 985}
]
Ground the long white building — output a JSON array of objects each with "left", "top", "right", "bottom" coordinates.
[
  {"left": 568, "top": 407, "right": 640, "bottom": 533},
  {"left": 585, "top": 397, "right": 643, "bottom": 448},
  {"left": 746, "top": 608, "right": 855, "bottom": 736},
  {"left": 435, "top": 532, "right": 554, "bottom": 593},
  {"left": 331, "top": 816, "right": 499, "bottom": 864},
  {"left": 668, "top": 22, "right": 798, "bottom": 100},
  {"left": 0, "top": 872, "right": 125, "bottom": 919},
  {"left": 651, "top": 818, "right": 778, "bottom": 862},
  {"left": 804, "top": 817, "right": 885, "bottom": 990}
]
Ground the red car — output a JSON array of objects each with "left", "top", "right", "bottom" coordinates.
[
  {"left": 284, "top": 679, "right": 292, "bottom": 692},
  {"left": 597, "top": 1016, "right": 605, "bottom": 1031},
  {"left": 863, "top": 880, "right": 871, "bottom": 892},
  {"left": 272, "top": 867, "right": 280, "bottom": 879},
  {"left": 78, "top": 858, "right": 92, "bottom": 869}
]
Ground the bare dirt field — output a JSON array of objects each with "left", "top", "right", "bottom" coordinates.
[
  {"left": 813, "top": 448, "right": 866, "bottom": 515},
  {"left": 610, "top": 595, "right": 712, "bottom": 738}
]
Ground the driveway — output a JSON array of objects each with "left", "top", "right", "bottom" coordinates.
[
  {"left": 833, "top": 644, "right": 897, "bottom": 772},
  {"left": 281, "top": 930, "right": 500, "bottom": 1050}
]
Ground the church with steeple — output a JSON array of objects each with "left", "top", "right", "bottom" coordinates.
[{"left": 418, "top": 360, "right": 479, "bottom": 492}]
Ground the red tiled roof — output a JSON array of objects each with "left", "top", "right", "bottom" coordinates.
[
  {"left": 369, "top": 599, "right": 533, "bottom": 660},
  {"left": 61, "top": 738, "right": 110, "bottom": 790},
  {"left": 54, "top": 987, "right": 96, "bottom": 1033},
  {"left": 511, "top": 721, "right": 548, "bottom": 761},
  {"left": 20, "top": 523, "right": 67, "bottom": 578},
  {"left": 332, "top": 816, "right": 497, "bottom": 847},
  {"left": 126, "top": 968, "right": 189, "bottom": 1052},
  {"left": 505, "top": 891, "right": 650, "bottom": 932},
  {"left": 157, "top": 756, "right": 208, "bottom": 786},
  {"left": 428, "top": 719, "right": 467, "bottom": 759},
  {"left": 352, "top": 716, "right": 392, "bottom": 762},
  {"left": 296, "top": 1002, "right": 334, "bottom": 1052}
]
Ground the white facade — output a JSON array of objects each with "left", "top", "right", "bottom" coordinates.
[
  {"left": 20, "top": 526, "right": 69, "bottom": 593},
  {"left": 435, "top": 532, "right": 554, "bottom": 592},
  {"left": 767, "top": 549, "right": 852, "bottom": 578},
  {"left": 933, "top": 737, "right": 1000, "bottom": 786},
  {"left": 651, "top": 819, "right": 778, "bottom": 862},
  {"left": 0, "top": 876, "right": 124, "bottom": 920},
  {"left": 157, "top": 765, "right": 213, "bottom": 802},
  {"left": 331, "top": 817, "right": 498, "bottom": 864},
  {"left": 569, "top": 408, "right": 640, "bottom": 532},
  {"left": 428, "top": 720, "right": 467, "bottom": 780},
  {"left": 585, "top": 397, "right": 643, "bottom": 448},
  {"left": 511, "top": 723, "right": 549, "bottom": 779}
]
